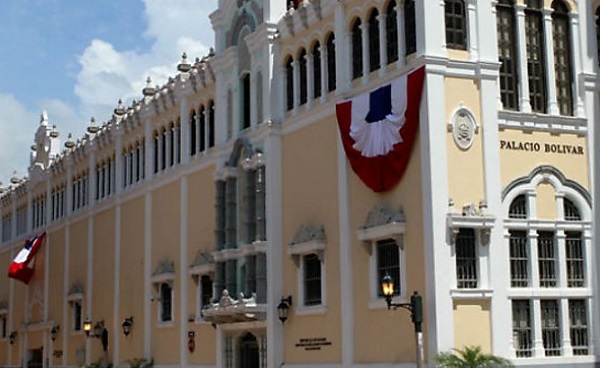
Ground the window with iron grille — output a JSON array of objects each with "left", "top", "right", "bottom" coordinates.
[
  {"left": 160, "top": 282, "right": 173, "bottom": 322},
  {"left": 512, "top": 300, "right": 532, "bottom": 357},
  {"left": 496, "top": 0, "right": 519, "bottom": 110},
  {"left": 313, "top": 43, "right": 321, "bottom": 99},
  {"left": 525, "top": 3, "right": 547, "bottom": 113},
  {"left": 199, "top": 107, "right": 207, "bottom": 152},
  {"left": 563, "top": 198, "right": 581, "bottom": 221},
  {"left": 299, "top": 49, "right": 307, "bottom": 105},
  {"left": 552, "top": 1, "right": 573, "bottom": 116},
  {"left": 161, "top": 129, "right": 167, "bottom": 170},
  {"left": 541, "top": 299, "right": 561, "bottom": 356},
  {"left": 538, "top": 232, "right": 557, "bottom": 287},
  {"left": 509, "top": 230, "right": 529, "bottom": 287},
  {"left": 190, "top": 110, "right": 197, "bottom": 155},
  {"left": 456, "top": 228, "right": 477, "bottom": 289},
  {"left": 368, "top": 9, "right": 380, "bottom": 72},
  {"left": 566, "top": 232, "right": 584, "bottom": 287},
  {"left": 445, "top": 0, "right": 467, "bottom": 50},
  {"left": 405, "top": 0, "right": 416, "bottom": 55},
  {"left": 303, "top": 254, "right": 322, "bottom": 306},
  {"left": 285, "top": 56, "right": 294, "bottom": 111},
  {"left": 351, "top": 18, "right": 363, "bottom": 80},
  {"left": 73, "top": 301, "right": 82, "bottom": 331},
  {"left": 386, "top": 1, "right": 398, "bottom": 64},
  {"left": 326, "top": 33, "right": 336, "bottom": 92},
  {"left": 377, "top": 239, "right": 400, "bottom": 297},
  {"left": 569, "top": 299, "right": 589, "bottom": 355},
  {"left": 153, "top": 134, "right": 159, "bottom": 173},
  {"left": 200, "top": 275, "right": 213, "bottom": 309},
  {"left": 509, "top": 195, "right": 527, "bottom": 219},
  {"left": 241, "top": 73, "right": 251, "bottom": 128},
  {"left": 596, "top": 8, "right": 600, "bottom": 68}
]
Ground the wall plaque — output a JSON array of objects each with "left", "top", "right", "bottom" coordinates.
[{"left": 295, "top": 337, "right": 332, "bottom": 351}]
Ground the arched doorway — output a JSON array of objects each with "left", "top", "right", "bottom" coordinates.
[{"left": 239, "top": 332, "right": 259, "bottom": 368}]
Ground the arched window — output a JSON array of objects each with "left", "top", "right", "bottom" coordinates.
[
  {"left": 285, "top": 56, "right": 294, "bottom": 111},
  {"left": 241, "top": 73, "right": 251, "bottom": 129},
  {"left": 189, "top": 110, "right": 197, "bottom": 155},
  {"left": 405, "top": 0, "right": 416, "bottom": 55},
  {"left": 312, "top": 42, "right": 322, "bottom": 99},
  {"left": 525, "top": 0, "right": 547, "bottom": 113},
  {"left": 175, "top": 120, "right": 181, "bottom": 164},
  {"left": 153, "top": 132, "right": 160, "bottom": 173},
  {"left": 368, "top": 9, "right": 380, "bottom": 72},
  {"left": 208, "top": 101, "right": 215, "bottom": 148},
  {"left": 551, "top": 0, "right": 573, "bottom": 116},
  {"left": 497, "top": 0, "right": 519, "bottom": 110},
  {"left": 509, "top": 194, "right": 528, "bottom": 219},
  {"left": 445, "top": 0, "right": 467, "bottom": 50},
  {"left": 563, "top": 198, "right": 581, "bottom": 221},
  {"left": 351, "top": 18, "right": 363, "bottom": 80},
  {"left": 168, "top": 123, "right": 175, "bottom": 167},
  {"left": 299, "top": 49, "right": 308, "bottom": 105},
  {"left": 199, "top": 105, "right": 206, "bottom": 152},
  {"left": 326, "top": 33, "right": 336, "bottom": 92},
  {"left": 386, "top": 1, "right": 399, "bottom": 64}
]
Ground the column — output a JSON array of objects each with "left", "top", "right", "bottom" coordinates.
[
  {"left": 88, "top": 148, "right": 96, "bottom": 207},
  {"left": 360, "top": 21, "right": 369, "bottom": 85},
  {"left": 115, "top": 127, "right": 124, "bottom": 194},
  {"left": 569, "top": 13, "right": 585, "bottom": 117},
  {"left": 214, "top": 262, "right": 225, "bottom": 302},
  {"left": 65, "top": 159, "right": 73, "bottom": 216},
  {"left": 378, "top": 13, "right": 387, "bottom": 76},
  {"left": 556, "top": 230, "right": 567, "bottom": 288},
  {"left": 215, "top": 180, "right": 226, "bottom": 250},
  {"left": 225, "top": 175, "right": 237, "bottom": 250},
  {"left": 396, "top": 2, "right": 406, "bottom": 69},
  {"left": 515, "top": 4, "right": 532, "bottom": 113},
  {"left": 144, "top": 123, "right": 154, "bottom": 181},
  {"left": 245, "top": 169, "right": 256, "bottom": 243},
  {"left": 250, "top": 68, "right": 257, "bottom": 127},
  {"left": 306, "top": 52, "right": 314, "bottom": 108},
  {"left": 319, "top": 43, "right": 327, "bottom": 102},
  {"left": 26, "top": 191, "right": 32, "bottom": 233},
  {"left": 245, "top": 254, "right": 256, "bottom": 296},
  {"left": 256, "top": 253, "right": 267, "bottom": 304},
  {"left": 180, "top": 98, "right": 190, "bottom": 165},
  {"left": 255, "top": 163, "right": 266, "bottom": 242},
  {"left": 543, "top": 8, "right": 559, "bottom": 115},
  {"left": 531, "top": 298, "right": 545, "bottom": 357},
  {"left": 466, "top": 0, "right": 478, "bottom": 60},
  {"left": 292, "top": 60, "right": 299, "bottom": 115}
]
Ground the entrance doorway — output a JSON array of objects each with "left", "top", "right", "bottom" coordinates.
[
  {"left": 27, "top": 347, "right": 43, "bottom": 368},
  {"left": 239, "top": 332, "right": 259, "bottom": 368}
]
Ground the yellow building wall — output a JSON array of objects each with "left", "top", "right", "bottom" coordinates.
[
  {"left": 536, "top": 183, "right": 557, "bottom": 220},
  {"left": 90, "top": 208, "right": 116, "bottom": 361},
  {"left": 187, "top": 168, "right": 217, "bottom": 366},
  {"left": 281, "top": 115, "right": 341, "bottom": 364},
  {"left": 48, "top": 229, "right": 65, "bottom": 329},
  {"left": 151, "top": 182, "right": 181, "bottom": 364},
  {"left": 445, "top": 77, "right": 485, "bottom": 208},
  {"left": 453, "top": 300, "right": 492, "bottom": 353},
  {"left": 352, "top": 141, "right": 425, "bottom": 363},
  {"left": 119, "top": 196, "right": 146, "bottom": 362},
  {"left": 499, "top": 130, "right": 589, "bottom": 190}
]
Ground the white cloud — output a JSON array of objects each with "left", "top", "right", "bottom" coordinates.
[{"left": 74, "top": 0, "right": 217, "bottom": 123}]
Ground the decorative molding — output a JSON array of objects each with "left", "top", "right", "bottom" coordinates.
[
  {"left": 151, "top": 258, "right": 175, "bottom": 284},
  {"left": 201, "top": 290, "right": 266, "bottom": 325},
  {"left": 66, "top": 282, "right": 84, "bottom": 302},
  {"left": 189, "top": 251, "right": 215, "bottom": 277},
  {"left": 498, "top": 110, "right": 587, "bottom": 135},
  {"left": 288, "top": 225, "right": 327, "bottom": 265},
  {"left": 447, "top": 201, "right": 495, "bottom": 246},
  {"left": 357, "top": 205, "right": 406, "bottom": 254},
  {"left": 448, "top": 106, "right": 478, "bottom": 150}
]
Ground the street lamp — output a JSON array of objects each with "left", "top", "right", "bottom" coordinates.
[
  {"left": 83, "top": 318, "right": 93, "bottom": 337},
  {"left": 50, "top": 325, "right": 60, "bottom": 342},
  {"left": 277, "top": 296, "right": 292, "bottom": 323},
  {"left": 381, "top": 275, "right": 424, "bottom": 368},
  {"left": 8, "top": 331, "right": 17, "bottom": 345},
  {"left": 121, "top": 317, "right": 133, "bottom": 336}
]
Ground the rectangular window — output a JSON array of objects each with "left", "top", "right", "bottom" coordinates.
[
  {"left": 456, "top": 228, "right": 477, "bottom": 288},
  {"left": 445, "top": 0, "right": 467, "bottom": 50},
  {"left": 525, "top": 8, "right": 547, "bottom": 113},
  {"left": 541, "top": 300, "right": 561, "bottom": 356},
  {"left": 538, "top": 232, "right": 556, "bottom": 287},
  {"left": 303, "top": 254, "right": 322, "bottom": 306},
  {"left": 512, "top": 300, "right": 532, "bottom": 357},
  {"left": 200, "top": 275, "right": 213, "bottom": 309},
  {"left": 510, "top": 230, "right": 529, "bottom": 287},
  {"left": 160, "top": 283, "right": 173, "bottom": 322},
  {"left": 552, "top": 11, "right": 573, "bottom": 116},
  {"left": 73, "top": 302, "right": 82, "bottom": 331},
  {"left": 377, "top": 239, "right": 400, "bottom": 297},
  {"left": 566, "top": 232, "right": 584, "bottom": 287},
  {"left": 497, "top": 2, "right": 519, "bottom": 109},
  {"left": 569, "top": 299, "right": 589, "bottom": 355}
]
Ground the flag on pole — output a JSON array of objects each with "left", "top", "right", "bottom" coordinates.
[
  {"left": 336, "top": 67, "right": 425, "bottom": 192},
  {"left": 8, "top": 232, "right": 46, "bottom": 285}
]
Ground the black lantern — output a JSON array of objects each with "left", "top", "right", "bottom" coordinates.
[
  {"left": 122, "top": 317, "right": 133, "bottom": 336},
  {"left": 93, "top": 321, "right": 105, "bottom": 337},
  {"left": 50, "top": 325, "right": 60, "bottom": 342},
  {"left": 277, "top": 296, "right": 292, "bottom": 323},
  {"left": 8, "top": 331, "right": 17, "bottom": 345},
  {"left": 83, "top": 318, "right": 93, "bottom": 337}
]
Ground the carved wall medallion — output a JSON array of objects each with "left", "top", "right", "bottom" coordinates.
[{"left": 451, "top": 107, "right": 477, "bottom": 150}]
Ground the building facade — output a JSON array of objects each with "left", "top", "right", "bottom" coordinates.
[{"left": 0, "top": 0, "right": 599, "bottom": 367}]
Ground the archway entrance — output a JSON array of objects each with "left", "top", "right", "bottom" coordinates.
[{"left": 239, "top": 332, "right": 259, "bottom": 368}]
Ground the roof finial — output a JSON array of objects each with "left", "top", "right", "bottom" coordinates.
[
  {"left": 114, "top": 98, "right": 125, "bottom": 116},
  {"left": 40, "top": 111, "right": 49, "bottom": 126},
  {"left": 87, "top": 117, "right": 100, "bottom": 134},
  {"left": 178, "top": 52, "right": 191, "bottom": 73},
  {"left": 143, "top": 76, "right": 155, "bottom": 97}
]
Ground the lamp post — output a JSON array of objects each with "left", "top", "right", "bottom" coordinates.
[
  {"left": 277, "top": 296, "right": 292, "bottom": 323},
  {"left": 381, "top": 275, "right": 424, "bottom": 368}
]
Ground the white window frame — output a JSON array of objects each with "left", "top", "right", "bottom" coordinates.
[
  {"left": 151, "top": 270, "right": 175, "bottom": 327},
  {"left": 288, "top": 236, "right": 327, "bottom": 315},
  {"left": 66, "top": 296, "right": 84, "bottom": 334},
  {"left": 189, "top": 261, "right": 215, "bottom": 323}
]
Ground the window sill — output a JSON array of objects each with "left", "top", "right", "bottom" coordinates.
[
  {"left": 295, "top": 305, "right": 327, "bottom": 316},
  {"left": 450, "top": 289, "right": 493, "bottom": 299},
  {"left": 157, "top": 321, "right": 175, "bottom": 328}
]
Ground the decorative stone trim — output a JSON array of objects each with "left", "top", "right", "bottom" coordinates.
[
  {"left": 447, "top": 201, "right": 495, "bottom": 246},
  {"left": 288, "top": 225, "right": 327, "bottom": 265},
  {"left": 448, "top": 106, "right": 478, "bottom": 150},
  {"left": 66, "top": 282, "right": 84, "bottom": 302},
  {"left": 201, "top": 290, "right": 266, "bottom": 325},
  {"left": 151, "top": 259, "right": 175, "bottom": 285},
  {"left": 357, "top": 205, "right": 406, "bottom": 254},
  {"left": 189, "top": 251, "right": 215, "bottom": 276},
  {"left": 0, "top": 300, "right": 8, "bottom": 314}
]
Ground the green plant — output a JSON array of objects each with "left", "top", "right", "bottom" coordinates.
[
  {"left": 435, "top": 345, "right": 513, "bottom": 368},
  {"left": 125, "top": 358, "right": 154, "bottom": 368}
]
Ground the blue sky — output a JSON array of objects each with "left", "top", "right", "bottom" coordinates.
[{"left": 0, "top": 0, "right": 217, "bottom": 184}]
